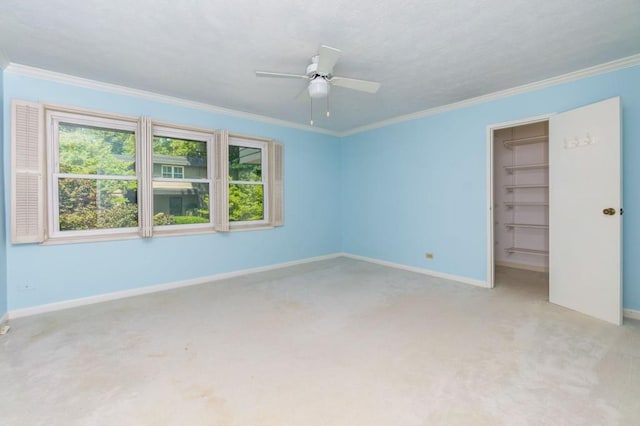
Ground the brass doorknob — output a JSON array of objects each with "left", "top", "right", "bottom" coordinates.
[{"left": 603, "top": 208, "right": 616, "bottom": 215}]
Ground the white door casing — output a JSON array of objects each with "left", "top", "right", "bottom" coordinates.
[{"left": 549, "top": 97, "right": 622, "bottom": 325}]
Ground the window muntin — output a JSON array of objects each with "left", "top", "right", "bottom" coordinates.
[
  {"left": 228, "top": 140, "right": 268, "bottom": 224},
  {"left": 48, "top": 113, "right": 139, "bottom": 237},
  {"left": 152, "top": 128, "right": 213, "bottom": 229}
]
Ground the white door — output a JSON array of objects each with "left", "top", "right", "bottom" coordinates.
[{"left": 549, "top": 97, "right": 622, "bottom": 324}]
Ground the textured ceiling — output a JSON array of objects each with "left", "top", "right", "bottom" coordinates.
[{"left": 1, "top": 0, "right": 639, "bottom": 133}]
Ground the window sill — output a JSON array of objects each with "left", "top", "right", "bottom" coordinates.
[
  {"left": 37, "top": 224, "right": 278, "bottom": 245},
  {"left": 229, "top": 223, "right": 275, "bottom": 232},
  {"left": 40, "top": 232, "right": 141, "bottom": 246},
  {"left": 152, "top": 228, "right": 217, "bottom": 238},
  {"left": 40, "top": 227, "right": 218, "bottom": 245}
]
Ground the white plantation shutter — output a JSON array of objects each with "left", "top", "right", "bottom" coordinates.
[
  {"left": 139, "top": 117, "right": 153, "bottom": 237},
  {"left": 11, "top": 101, "right": 45, "bottom": 243},
  {"left": 269, "top": 141, "right": 284, "bottom": 226},
  {"left": 214, "top": 130, "right": 229, "bottom": 232}
]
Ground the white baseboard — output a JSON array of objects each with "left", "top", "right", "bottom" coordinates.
[
  {"left": 0, "top": 312, "right": 7, "bottom": 326},
  {"left": 9, "top": 251, "right": 634, "bottom": 321},
  {"left": 624, "top": 309, "right": 640, "bottom": 321},
  {"left": 495, "top": 260, "right": 549, "bottom": 273},
  {"left": 8, "top": 253, "right": 342, "bottom": 319},
  {"left": 342, "top": 253, "right": 489, "bottom": 288}
]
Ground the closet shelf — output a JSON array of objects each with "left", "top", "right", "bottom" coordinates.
[
  {"left": 503, "top": 135, "right": 548, "bottom": 148},
  {"left": 504, "top": 223, "right": 549, "bottom": 229},
  {"left": 504, "top": 163, "right": 549, "bottom": 172},
  {"left": 504, "top": 184, "right": 548, "bottom": 190},
  {"left": 504, "top": 202, "right": 549, "bottom": 207},
  {"left": 505, "top": 247, "right": 549, "bottom": 256}
]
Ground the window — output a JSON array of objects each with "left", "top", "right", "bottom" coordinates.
[
  {"left": 228, "top": 137, "right": 268, "bottom": 225},
  {"left": 10, "top": 101, "right": 284, "bottom": 244},
  {"left": 161, "top": 165, "right": 184, "bottom": 179},
  {"left": 151, "top": 127, "right": 213, "bottom": 229},
  {"left": 47, "top": 111, "right": 139, "bottom": 238}
]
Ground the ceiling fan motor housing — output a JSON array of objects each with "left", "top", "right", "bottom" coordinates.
[{"left": 306, "top": 62, "right": 320, "bottom": 76}]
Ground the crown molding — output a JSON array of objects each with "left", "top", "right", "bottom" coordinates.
[
  {"left": 340, "top": 53, "right": 640, "bottom": 137},
  {"left": 5, "top": 53, "right": 639, "bottom": 138},
  {"left": 4, "top": 63, "right": 341, "bottom": 137}
]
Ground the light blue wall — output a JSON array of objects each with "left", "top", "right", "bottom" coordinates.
[
  {"left": 3, "top": 64, "right": 639, "bottom": 314},
  {"left": 3, "top": 72, "right": 342, "bottom": 310},
  {"left": 341, "top": 65, "right": 640, "bottom": 311},
  {"left": 0, "top": 69, "right": 7, "bottom": 318}
]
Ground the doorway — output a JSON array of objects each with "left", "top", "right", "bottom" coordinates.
[{"left": 488, "top": 118, "right": 550, "bottom": 297}]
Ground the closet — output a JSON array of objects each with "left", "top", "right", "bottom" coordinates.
[{"left": 493, "top": 121, "right": 549, "bottom": 272}]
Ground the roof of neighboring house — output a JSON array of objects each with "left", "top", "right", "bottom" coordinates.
[
  {"left": 152, "top": 154, "right": 205, "bottom": 167},
  {"left": 152, "top": 181, "right": 202, "bottom": 196}
]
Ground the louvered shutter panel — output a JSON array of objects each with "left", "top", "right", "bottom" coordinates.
[
  {"left": 213, "top": 130, "right": 229, "bottom": 232},
  {"left": 11, "top": 101, "right": 45, "bottom": 243},
  {"left": 270, "top": 142, "right": 284, "bottom": 226},
  {"left": 138, "top": 117, "right": 153, "bottom": 237}
]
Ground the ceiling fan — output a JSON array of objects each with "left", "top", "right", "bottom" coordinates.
[{"left": 255, "top": 45, "right": 381, "bottom": 125}]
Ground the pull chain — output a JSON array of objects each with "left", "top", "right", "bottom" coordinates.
[
  {"left": 310, "top": 98, "right": 314, "bottom": 126},
  {"left": 326, "top": 92, "right": 330, "bottom": 118}
]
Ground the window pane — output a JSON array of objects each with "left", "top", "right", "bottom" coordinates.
[
  {"left": 58, "top": 178, "right": 138, "bottom": 231},
  {"left": 153, "top": 137, "right": 207, "bottom": 179},
  {"left": 58, "top": 123, "right": 135, "bottom": 175},
  {"left": 229, "top": 145, "right": 262, "bottom": 182},
  {"left": 152, "top": 182, "right": 210, "bottom": 226},
  {"left": 229, "top": 184, "right": 264, "bottom": 221}
]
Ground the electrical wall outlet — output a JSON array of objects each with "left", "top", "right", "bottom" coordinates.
[{"left": 425, "top": 253, "right": 434, "bottom": 259}]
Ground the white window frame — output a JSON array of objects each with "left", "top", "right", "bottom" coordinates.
[
  {"left": 151, "top": 125, "right": 215, "bottom": 233},
  {"left": 46, "top": 110, "right": 140, "bottom": 240},
  {"left": 228, "top": 137, "right": 269, "bottom": 228},
  {"left": 161, "top": 165, "right": 184, "bottom": 179}
]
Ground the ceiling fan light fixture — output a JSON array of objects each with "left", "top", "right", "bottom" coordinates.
[{"left": 308, "top": 77, "right": 329, "bottom": 99}]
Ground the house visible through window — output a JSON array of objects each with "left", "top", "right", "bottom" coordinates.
[
  {"left": 152, "top": 129, "right": 212, "bottom": 228},
  {"left": 169, "top": 197, "right": 183, "bottom": 215}
]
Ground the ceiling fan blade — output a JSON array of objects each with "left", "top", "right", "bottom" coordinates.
[
  {"left": 256, "top": 71, "right": 308, "bottom": 79},
  {"left": 294, "top": 82, "right": 310, "bottom": 100},
  {"left": 316, "top": 45, "right": 341, "bottom": 75},
  {"left": 330, "top": 77, "right": 381, "bottom": 93}
]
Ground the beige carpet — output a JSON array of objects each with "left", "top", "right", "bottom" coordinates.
[{"left": 1, "top": 258, "right": 639, "bottom": 425}]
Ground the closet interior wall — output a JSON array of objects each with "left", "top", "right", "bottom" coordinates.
[{"left": 493, "top": 122, "right": 549, "bottom": 272}]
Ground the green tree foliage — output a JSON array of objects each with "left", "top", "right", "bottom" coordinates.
[
  {"left": 58, "top": 129, "right": 266, "bottom": 230},
  {"left": 59, "top": 124, "right": 135, "bottom": 175},
  {"left": 229, "top": 184, "right": 263, "bottom": 221},
  {"left": 152, "top": 137, "right": 206, "bottom": 162},
  {"left": 228, "top": 145, "right": 264, "bottom": 221},
  {"left": 58, "top": 123, "right": 138, "bottom": 231},
  {"left": 153, "top": 212, "right": 174, "bottom": 226}
]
